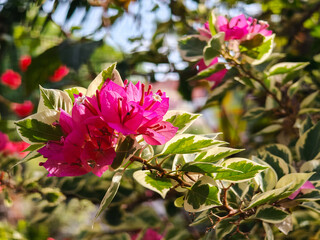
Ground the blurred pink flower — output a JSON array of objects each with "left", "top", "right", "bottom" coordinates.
[
  {"left": 131, "top": 229, "right": 163, "bottom": 240},
  {"left": 19, "top": 55, "right": 32, "bottom": 72},
  {"left": 217, "top": 14, "right": 272, "bottom": 41},
  {"left": 0, "top": 132, "right": 9, "bottom": 151},
  {"left": 0, "top": 131, "right": 29, "bottom": 157},
  {"left": 288, "top": 181, "right": 315, "bottom": 200},
  {"left": 217, "top": 14, "right": 249, "bottom": 41},
  {"left": 49, "top": 65, "right": 69, "bottom": 82},
  {"left": 196, "top": 58, "right": 227, "bottom": 88},
  {"left": 11, "top": 100, "right": 34, "bottom": 117},
  {"left": 1, "top": 70, "right": 21, "bottom": 90}
]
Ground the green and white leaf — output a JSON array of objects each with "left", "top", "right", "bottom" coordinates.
[
  {"left": 255, "top": 124, "right": 282, "bottom": 135},
  {"left": 295, "top": 189, "right": 320, "bottom": 201},
  {"left": 164, "top": 110, "right": 200, "bottom": 134},
  {"left": 178, "top": 35, "right": 208, "bottom": 62},
  {"left": 300, "top": 91, "right": 318, "bottom": 109},
  {"left": 252, "top": 156, "right": 278, "bottom": 192},
  {"left": 86, "top": 63, "right": 123, "bottom": 96},
  {"left": 247, "top": 173, "right": 314, "bottom": 209},
  {"left": 184, "top": 176, "right": 221, "bottom": 212},
  {"left": 215, "top": 158, "right": 268, "bottom": 182},
  {"left": 133, "top": 170, "right": 173, "bottom": 198},
  {"left": 259, "top": 151, "right": 290, "bottom": 179},
  {"left": 300, "top": 201, "right": 320, "bottom": 213},
  {"left": 296, "top": 121, "right": 320, "bottom": 161},
  {"left": 242, "top": 34, "right": 275, "bottom": 65},
  {"left": 159, "top": 134, "right": 221, "bottom": 156},
  {"left": 268, "top": 62, "right": 309, "bottom": 76},
  {"left": 243, "top": 107, "right": 267, "bottom": 120},
  {"left": 203, "top": 32, "right": 224, "bottom": 65},
  {"left": 259, "top": 144, "right": 292, "bottom": 164},
  {"left": 208, "top": 10, "right": 217, "bottom": 35},
  {"left": 300, "top": 160, "right": 320, "bottom": 181},
  {"left": 95, "top": 171, "right": 123, "bottom": 219},
  {"left": 38, "top": 86, "right": 73, "bottom": 113},
  {"left": 194, "top": 146, "right": 243, "bottom": 163},
  {"left": 255, "top": 205, "right": 289, "bottom": 223},
  {"left": 179, "top": 162, "right": 224, "bottom": 174},
  {"left": 15, "top": 110, "right": 62, "bottom": 144},
  {"left": 215, "top": 216, "right": 238, "bottom": 239},
  {"left": 263, "top": 222, "right": 274, "bottom": 240}
]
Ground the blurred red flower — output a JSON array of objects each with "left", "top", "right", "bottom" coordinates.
[
  {"left": 1, "top": 70, "right": 21, "bottom": 90},
  {"left": 19, "top": 55, "right": 32, "bottom": 72},
  {"left": 0, "top": 131, "right": 29, "bottom": 157},
  {"left": 49, "top": 65, "right": 69, "bottom": 82},
  {"left": 11, "top": 100, "right": 34, "bottom": 117}
]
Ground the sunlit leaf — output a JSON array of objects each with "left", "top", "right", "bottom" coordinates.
[
  {"left": 255, "top": 205, "right": 289, "bottom": 223},
  {"left": 164, "top": 110, "right": 200, "bottom": 134}
]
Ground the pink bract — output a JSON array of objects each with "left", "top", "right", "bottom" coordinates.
[
  {"left": 49, "top": 65, "right": 69, "bottom": 82},
  {"left": 95, "top": 80, "right": 178, "bottom": 145},
  {"left": 131, "top": 229, "right": 163, "bottom": 240},
  {"left": 288, "top": 181, "right": 316, "bottom": 200},
  {"left": 216, "top": 14, "right": 272, "bottom": 41},
  {"left": 196, "top": 58, "right": 227, "bottom": 88}
]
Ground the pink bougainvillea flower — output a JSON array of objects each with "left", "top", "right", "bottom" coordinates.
[
  {"left": 49, "top": 65, "right": 69, "bottom": 82},
  {"left": 217, "top": 14, "right": 249, "bottom": 41},
  {"left": 246, "top": 17, "right": 272, "bottom": 39},
  {"left": 288, "top": 181, "right": 316, "bottom": 200},
  {"left": 38, "top": 106, "right": 116, "bottom": 177},
  {"left": 131, "top": 229, "right": 163, "bottom": 240},
  {"left": 19, "top": 55, "right": 32, "bottom": 72},
  {"left": 95, "top": 80, "right": 178, "bottom": 145},
  {"left": 11, "top": 100, "right": 34, "bottom": 117},
  {"left": 0, "top": 70, "right": 22, "bottom": 90},
  {"left": 196, "top": 58, "right": 227, "bottom": 88},
  {"left": 217, "top": 14, "right": 272, "bottom": 41},
  {"left": 198, "top": 21, "right": 212, "bottom": 39}
]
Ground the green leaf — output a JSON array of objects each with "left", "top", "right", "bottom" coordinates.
[
  {"left": 95, "top": 171, "right": 123, "bottom": 219},
  {"left": 194, "top": 147, "right": 243, "bottom": 163},
  {"left": 12, "top": 151, "right": 42, "bottom": 168},
  {"left": 164, "top": 110, "right": 200, "bottom": 134},
  {"left": 133, "top": 170, "right": 173, "bottom": 198},
  {"left": 25, "top": 46, "right": 61, "bottom": 94},
  {"left": 252, "top": 156, "right": 278, "bottom": 192},
  {"left": 58, "top": 39, "right": 102, "bottom": 71},
  {"left": 86, "top": 64, "right": 123, "bottom": 97},
  {"left": 243, "top": 107, "right": 267, "bottom": 120},
  {"left": 259, "top": 152, "right": 290, "bottom": 179},
  {"left": 296, "top": 121, "right": 320, "bottom": 161},
  {"left": 15, "top": 115, "right": 63, "bottom": 144},
  {"left": 268, "top": 62, "right": 309, "bottom": 76},
  {"left": 22, "top": 143, "right": 44, "bottom": 152},
  {"left": 242, "top": 34, "right": 275, "bottom": 65},
  {"left": 215, "top": 158, "right": 268, "bottom": 182},
  {"left": 263, "top": 222, "right": 274, "bottom": 240},
  {"left": 111, "top": 136, "right": 140, "bottom": 170},
  {"left": 188, "top": 63, "right": 226, "bottom": 82},
  {"left": 38, "top": 86, "right": 73, "bottom": 113},
  {"left": 184, "top": 176, "right": 221, "bottom": 212},
  {"left": 208, "top": 10, "right": 217, "bottom": 35},
  {"left": 203, "top": 32, "right": 224, "bottom": 65},
  {"left": 178, "top": 35, "right": 208, "bottom": 62},
  {"left": 300, "top": 91, "right": 319, "bottom": 109},
  {"left": 300, "top": 160, "right": 320, "bottom": 181},
  {"left": 174, "top": 196, "right": 184, "bottom": 208},
  {"left": 179, "top": 162, "right": 223, "bottom": 174},
  {"left": 215, "top": 216, "right": 238, "bottom": 239},
  {"left": 160, "top": 134, "right": 221, "bottom": 156},
  {"left": 259, "top": 144, "right": 292, "bottom": 164},
  {"left": 300, "top": 115, "right": 313, "bottom": 135},
  {"left": 64, "top": 87, "right": 87, "bottom": 104},
  {"left": 240, "top": 34, "right": 264, "bottom": 49},
  {"left": 255, "top": 205, "right": 289, "bottom": 223},
  {"left": 247, "top": 173, "right": 314, "bottom": 209},
  {"left": 300, "top": 201, "right": 320, "bottom": 213}
]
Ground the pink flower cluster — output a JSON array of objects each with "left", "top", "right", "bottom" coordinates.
[
  {"left": 38, "top": 79, "right": 178, "bottom": 177},
  {"left": 196, "top": 14, "right": 272, "bottom": 87},
  {"left": 0, "top": 131, "right": 29, "bottom": 158}
]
